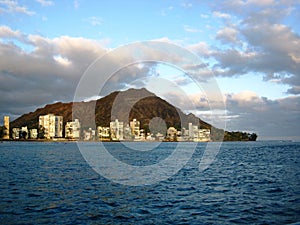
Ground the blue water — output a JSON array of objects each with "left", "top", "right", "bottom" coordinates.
[{"left": 0, "top": 141, "right": 299, "bottom": 224}]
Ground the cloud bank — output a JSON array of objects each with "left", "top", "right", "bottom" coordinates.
[{"left": 0, "top": 0, "right": 299, "bottom": 140}]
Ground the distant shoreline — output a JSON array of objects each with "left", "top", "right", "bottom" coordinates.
[{"left": 0, "top": 138, "right": 258, "bottom": 143}]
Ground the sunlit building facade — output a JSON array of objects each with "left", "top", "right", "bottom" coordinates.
[{"left": 39, "top": 114, "right": 63, "bottom": 139}]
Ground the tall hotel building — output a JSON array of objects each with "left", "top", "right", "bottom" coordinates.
[
  {"left": 130, "top": 118, "right": 140, "bottom": 138},
  {"left": 3, "top": 116, "right": 10, "bottom": 139},
  {"left": 110, "top": 119, "right": 124, "bottom": 141},
  {"left": 39, "top": 114, "right": 63, "bottom": 139}
]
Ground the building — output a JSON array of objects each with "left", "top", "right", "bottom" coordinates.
[
  {"left": 130, "top": 119, "right": 140, "bottom": 139},
  {"left": 20, "top": 126, "right": 29, "bottom": 139},
  {"left": 65, "top": 119, "right": 81, "bottom": 139},
  {"left": 29, "top": 129, "right": 38, "bottom": 139},
  {"left": 188, "top": 122, "right": 193, "bottom": 139},
  {"left": 123, "top": 124, "right": 133, "bottom": 141},
  {"left": 97, "top": 126, "right": 110, "bottom": 141},
  {"left": 110, "top": 119, "right": 124, "bottom": 141},
  {"left": 3, "top": 116, "right": 9, "bottom": 139},
  {"left": 167, "top": 127, "right": 177, "bottom": 141},
  {"left": 192, "top": 125, "right": 199, "bottom": 142},
  {"left": 156, "top": 132, "right": 165, "bottom": 141},
  {"left": 83, "top": 128, "right": 95, "bottom": 141},
  {"left": 12, "top": 128, "right": 20, "bottom": 140},
  {"left": 198, "top": 129, "right": 211, "bottom": 142},
  {"left": 39, "top": 114, "right": 63, "bottom": 139}
]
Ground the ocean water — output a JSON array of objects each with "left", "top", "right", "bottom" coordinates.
[{"left": 0, "top": 141, "right": 299, "bottom": 225}]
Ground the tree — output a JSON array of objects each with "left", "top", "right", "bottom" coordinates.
[
  {"left": 0, "top": 126, "right": 4, "bottom": 139},
  {"left": 249, "top": 133, "right": 257, "bottom": 141},
  {"left": 38, "top": 125, "right": 45, "bottom": 139}
]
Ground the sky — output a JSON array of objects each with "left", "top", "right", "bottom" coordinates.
[{"left": 0, "top": 0, "right": 300, "bottom": 140}]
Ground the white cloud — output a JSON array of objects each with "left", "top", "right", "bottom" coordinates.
[
  {"left": 53, "top": 55, "right": 72, "bottom": 67},
  {"left": 73, "top": 0, "right": 79, "bottom": 9},
  {"left": 0, "top": 25, "right": 22, "bottom": 39},
  {"left": 183, "top": 25, "right": 201, "bottom": 33},
  {"left": 213, "top": 11, "right": 231, "bottom": 19},
  {"left": 247, "top": 0, "right": 275, "bottom": 6},
  {"left": 200, "top": 14, "right": 209, "bottom": 19},
  {"left": 181, "top": 2, "right": 192, "bottom": 8},
  {"left": 0, "top": 0, "right": 35, "bottom": 15},
  {"left": 84, "top": 16, "right": 103, "bottom": 26},
  {"left": 216, "top": 27, "right": 240, "bottom": 45},
  {"left": 35, "top": 0, "right": 54, "bottom": 6},
  {"left": 187, "top": 42, "right": 212, "bottom": 57}
]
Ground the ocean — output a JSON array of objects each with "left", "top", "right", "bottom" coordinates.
[{"left": 0, "top": 141, "right": 299, "bottom": 224}]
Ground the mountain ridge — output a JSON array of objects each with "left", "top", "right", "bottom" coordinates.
[{"left": 9, "top": 88, "right": 257, "bottom": 141}]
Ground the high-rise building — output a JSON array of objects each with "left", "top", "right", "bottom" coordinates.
[
  {"left": 55, "top": 116, "right": 63, "bottom": 138},
  {"left": 3, "top": 116, "right": 9, "bottom": 139},
  {"left": 39, "top": 114, "right": 63, "bottom": 139},
  {"left": 188, "top": 122, "right": 193, "bottom": 138},
  {"left": 130, "top": 118, "right": 140, "bottom": 138},
  {"left": 110, "top": 119, "right": 124, "bottom": 141}
]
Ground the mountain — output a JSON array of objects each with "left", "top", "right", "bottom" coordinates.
[{"left": 10, "top": 88, "right": 256, "bottom": 141}]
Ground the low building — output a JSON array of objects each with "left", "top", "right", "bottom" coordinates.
[
  {"left": 167, "top": 127, "right": 177, "bottom": 141},
  {"left": 12, "top": 128, "right": 20, "bottom": 140},
  {"left": 97, "top": 126, "right": 110, "bottom": 141},
  {"left": 12, "top": 127, "right": 29, "bottom": 139},
  {"left": 156, "top": 132, "right": 165, "bottom": 141},
  {"left": 198, "top": 129, "right": 211, "bottom": 142},
  {"left": 29, "top": 129, "right": 38, "bottom": 139},
  {"left": 123, "top": 124, "right": 133, "bottom": 141},
  {"left": 65, "top": 119, "right": 81, "bottom": 140},
  {"left": 83, "top": 128, "right": 96, "bottom": 141},
  {"left": 20, "top": 126, "right": 29, "bottom": 139}
]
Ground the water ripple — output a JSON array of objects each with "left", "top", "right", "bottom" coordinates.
[{"left": 0, "top": 141, "right": 299, "bottom": 224}]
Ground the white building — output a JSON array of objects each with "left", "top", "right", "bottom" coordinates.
[
  {"left": 167, "top": 127, "right": 177, "bottom": 141},
  {"left": 110, "top": 119, "right": 124, "bottom": 141},
  {"left": 123, "top": 124, "right": 133, "bottom": 141},
  {"left": 192, "top": 125, "right": 199, "bottom": 141},
  {"left": 12, "top": 127, "right": 29, "bottom": 139},
  {"left": 198, "top": 129, "right": 211, "bottom": 142},
  {"left": 156, "top": 132, "right": 165, "bottom": 141},
  {"left": 20, "top": 126, "right": 29, "bottom": 139},
  {"left": 188, "top": 122, "right": 193, "bottom": 139},
  {"left": 12, "top": 128, "right": 20, "bottom": 140},
  {"left": 39, "top": 114, "right": 63, "bottom": 139},
  {"left": 130, "top": 119, "right": 140, "bottom": 139},
  {"left": 97, "top": 126, "right": 110, "bottom": 141},
  {"left": 29, "top": 129, "right": 38, "bottom": 139},
  {"left": 83, "top": 128, "right": 95, "bottom": 141},
  {"left": 65, "top": 119, "right": 81, "bottom": 139}
]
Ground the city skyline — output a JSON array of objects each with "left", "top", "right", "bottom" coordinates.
[
  {"left": 6, "top": 114, "right": 213, "bottom": 142},
  {"left": 0, "top": 0, "right": 300, "bottom": 140}
]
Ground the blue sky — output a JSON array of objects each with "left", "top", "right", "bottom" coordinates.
[{"left": 1, "top": 0, "right": 300, "bottom": 140}]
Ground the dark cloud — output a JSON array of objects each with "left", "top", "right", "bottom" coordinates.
[
  {"left": 0, "top": 28, "right": 176, "bottom": 119},
  {"left": 0, "top": 28, "right": 108, "bottom": 118},
  {"left": 207, "top": 0, "right": 300, "bottom": 94},
  {"left": 224, "top": 92, "right": 300, "bottom": 140}
]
